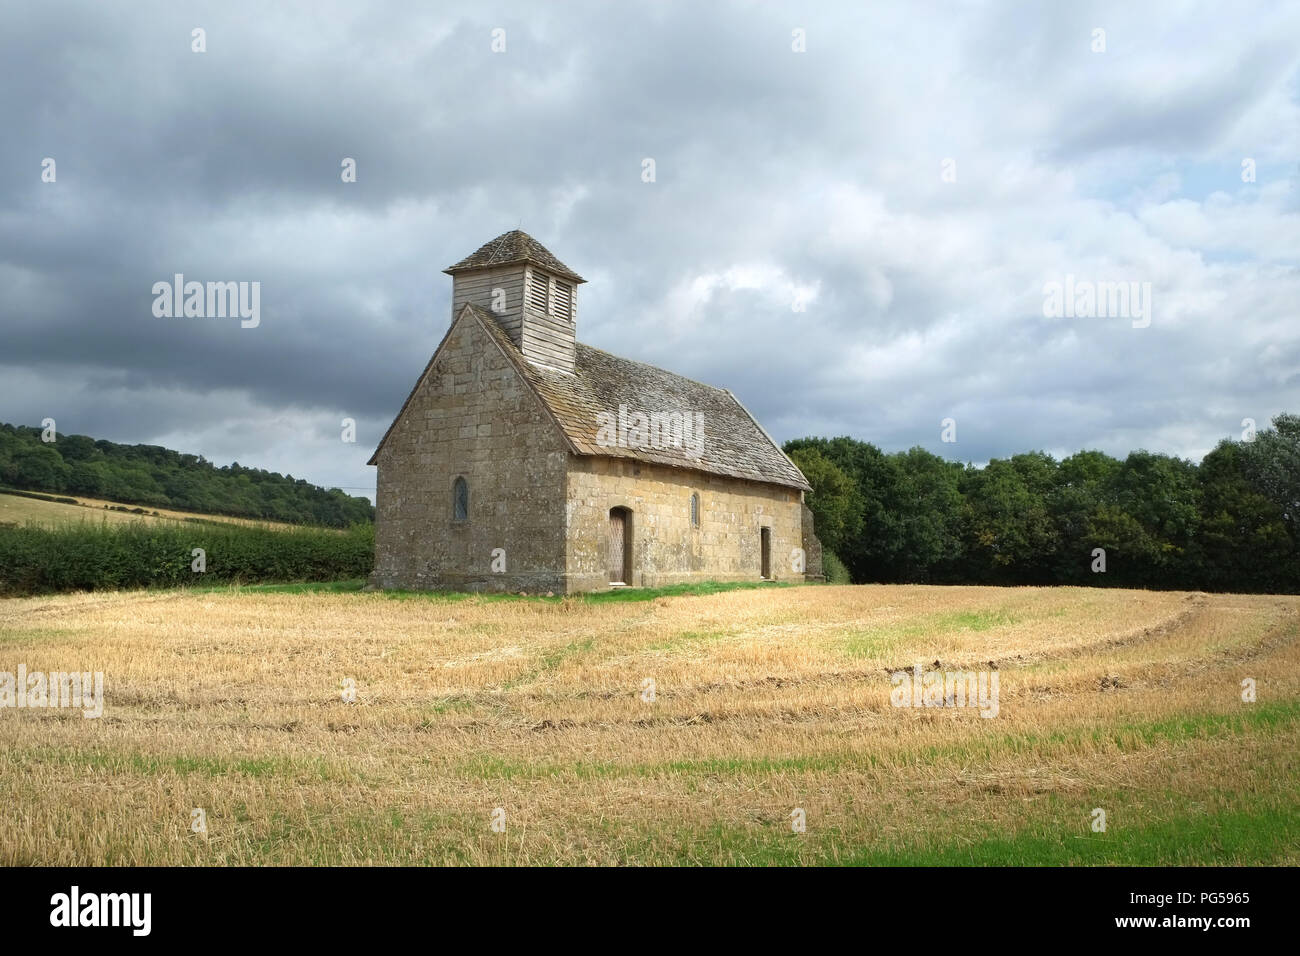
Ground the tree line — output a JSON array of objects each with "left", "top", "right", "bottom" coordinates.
[
  {"left": 786, "top": 414, "right": 1299, "bottom": 594},
  {"left": 0, "top": 423, "right": 374, "bottom": 528}
]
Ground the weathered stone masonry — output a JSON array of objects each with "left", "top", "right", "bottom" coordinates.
[
  {"left": 565, "top": 458, "right": 806, "bottom": 592},
  {"left": 370, "top": 315, "right": 570, "bottom": 592}
]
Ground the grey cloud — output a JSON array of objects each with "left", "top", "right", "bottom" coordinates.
[{"left": 2, "top": 0, "right": 1299, "bottom": 501}]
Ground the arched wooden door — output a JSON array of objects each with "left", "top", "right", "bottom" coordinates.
[{"left": 609, "top": 508, "right": 631, "bottom": 584}]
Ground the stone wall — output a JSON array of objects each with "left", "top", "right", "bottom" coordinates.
[
  {"left": 370, "top": 311, "right": 570, "bottom": 592},
  {"left": 801, "top": 502, "right": 824, "bottom": 582},
  {"left": 564, "top": 457, "right": 807, "bottom": 592}
]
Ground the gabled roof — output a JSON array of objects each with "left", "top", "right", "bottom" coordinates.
[
  {"left": 370, "top": 304, "right": 811, "bottom": 492},
  {"left": 443, "top": 229, "right": 585, "bottom": 284}
]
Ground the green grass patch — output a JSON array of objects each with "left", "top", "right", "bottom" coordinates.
[
  {"left": 583, "top": 580, "right": 794, "bottom": 603},
  {"left": 423, "top": 694, "right": 478, "bottom": 716},
  {"left": 844, "top": 606, "right": 1020, "bottom": 658},
  {"left": 502, "top": 636, "right": 598, "bottom": 689},
  {"left": 660, "top": 802, "right": 1300, "bottom": 866},
  {"left": 195, "top": 579, "right": 369, "bottom": 595},
  {"left": 192, "top": 578, "right": 797, "bottom": 605},
  {"left": 897, "top": 697, "right": 1300, "bottom": 768},
  {"left": 934, "top": 608, "right": 1019, "bottom": 631}
]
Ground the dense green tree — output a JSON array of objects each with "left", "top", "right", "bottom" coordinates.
[
  {"left": 786, "top": 436, "right": 895, "bottom": 582},
  {"left": 959, "top": 455, "right": 1059, "bottom": 583},
  {"left": 1107, "top": 451, "right": 1201, "bottom": 587},
  {"left": 67, "top": 461, "right": 109, "bottom": 497},
  {"left": 1240, "top": 414, "right": 1300, "bottom": 537},
  {"left": 56, "top": 434, "right": 100, "bottom": 463},
  {"left": 1049, "top": 450, "right": 1121, "bottom": 583},
  {"left": 785, "top": 438, "right": 962, "bottom": 583},
  {"left": 2, "top": 443, "right": 70, "bottom": 491},
  {"left": 785, "top": 447, "right": 862, "bottom": 557},
  {"left": 886, "top": 448, "right": 964, "bottom": 582},
  {"left": 1198, "top": 440, "right": 1292, "bottom": 591}
]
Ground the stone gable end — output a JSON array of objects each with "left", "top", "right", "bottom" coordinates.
[{"left": 370, "top": 310, "right": 570, "bottom": 591}]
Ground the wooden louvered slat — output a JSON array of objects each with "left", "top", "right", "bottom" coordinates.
[
  {"left": 553, "top": 281, "right": 572, "bottom": 321},
  {"left": 529, "top": 271, "right": 550, "bottom": 312}
]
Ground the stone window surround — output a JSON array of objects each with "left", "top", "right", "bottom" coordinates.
[{"left": 452, "top": 474, "right": 469, "bottom": 524}]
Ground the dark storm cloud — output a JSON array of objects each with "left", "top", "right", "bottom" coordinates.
[{"left": 2, "top": 0, "right": 1299, "bottom": 499}]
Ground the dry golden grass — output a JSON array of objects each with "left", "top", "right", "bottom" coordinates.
[
  {"left": 0, "top": 583, "right": 1296, "bottom": 865},
  {"left": 0, "top": 491, "right": 298, "bottom": 530}
]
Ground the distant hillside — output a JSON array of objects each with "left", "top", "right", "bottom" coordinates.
[
  {"left": 0, "top": 488, "right": 305, "bottom": 530},
  {"left": 0, "top": 423, "right": 373, "bottom": 528}
]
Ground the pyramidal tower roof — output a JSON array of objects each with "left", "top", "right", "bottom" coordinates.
[{"left": 443, "top": 229, "right": 585, "bottom": 283}]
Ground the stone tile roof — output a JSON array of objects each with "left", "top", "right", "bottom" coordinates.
[
  {"left": 467, "top": 305, "right": 811, "bottom": 491},
  {"left": 443, "top": 229, "right": 585, "bottom": 283}
]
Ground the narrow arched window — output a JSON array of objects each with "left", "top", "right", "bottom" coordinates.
[
  {"left": 690, "top": 492, "right": 700, "bottom": 527},
  {"left": 453, "top": 476, "right": 469, "bottom": 521}
]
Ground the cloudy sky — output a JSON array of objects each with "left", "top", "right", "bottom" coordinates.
[{"left": 3, "top": 0, "right": 1297, "bottom": 500}]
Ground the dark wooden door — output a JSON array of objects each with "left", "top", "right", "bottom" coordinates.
[
  {"left": 760, "top": 527, "right": 771, "bottom": 580},
  {"left": 609, "top": 510, "right": 626, "bottom": 583}
]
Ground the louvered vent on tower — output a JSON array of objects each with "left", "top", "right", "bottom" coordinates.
[
  {"left": 528, "top": 271, "right": 550, "bottom": 312},
  {"left": 552, "top": 280, "right": 573, "bottom": 322}
]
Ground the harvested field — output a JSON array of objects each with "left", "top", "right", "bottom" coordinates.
[{"left": 0, "top": 583, "right": 1296, "bottom": 865}]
